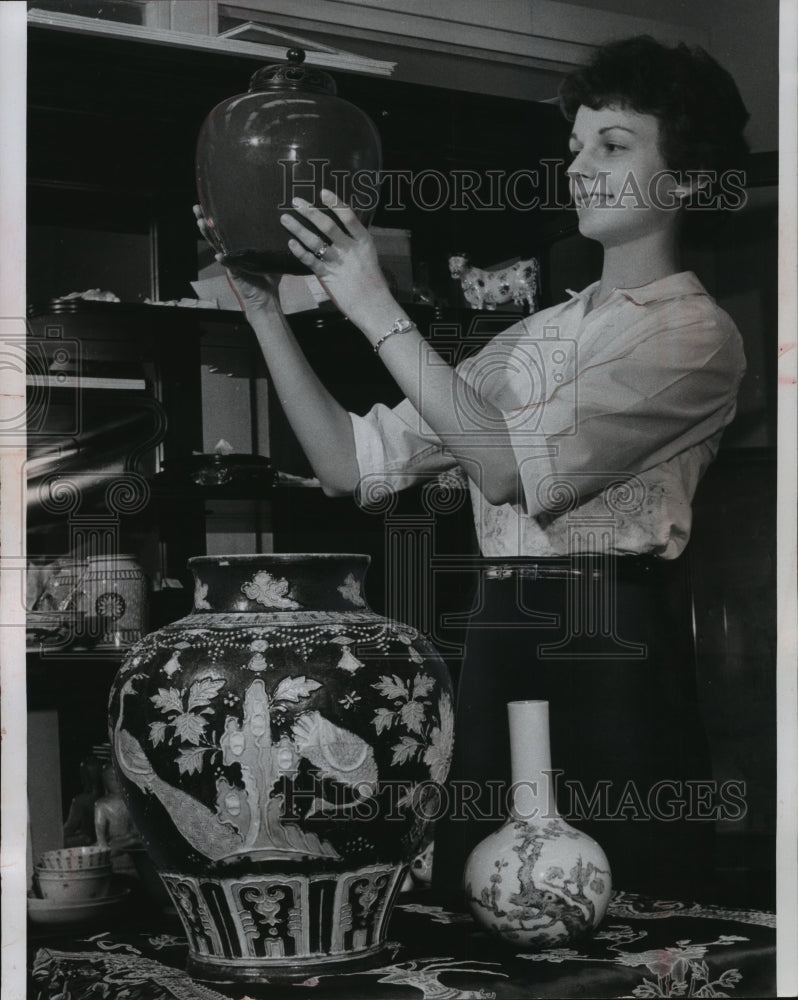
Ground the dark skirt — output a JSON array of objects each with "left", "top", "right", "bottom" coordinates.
[{"left": 431, "top": 554, "right": 716, "bottom": 903}]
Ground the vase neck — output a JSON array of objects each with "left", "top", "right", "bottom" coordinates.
[
  {"left": 187, "top": 554, "right": 372, "bottom": 614},
  {"left": 507, "top": 701, "right": 559, "bottom": 821}
]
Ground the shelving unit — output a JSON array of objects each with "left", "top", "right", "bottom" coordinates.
[{"left": 24, "top": 297, "right": 505, "bottom": 823}]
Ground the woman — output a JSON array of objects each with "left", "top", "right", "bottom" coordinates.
[{"left": 198, "top": 36, "right": 749, "bottom": 898}]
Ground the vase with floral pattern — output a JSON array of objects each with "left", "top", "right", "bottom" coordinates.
[
  {"left": 108, "top": 554, "right": 453, "bottom": 981},
  {"left": 463, "top": 701, "right": 611, "bottom": 950}
]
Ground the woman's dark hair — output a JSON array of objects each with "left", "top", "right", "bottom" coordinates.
[{"left": 559, "top": 36, "right": 750, "bottom": 179}]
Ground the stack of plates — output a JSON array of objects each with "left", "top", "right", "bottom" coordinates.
[{"left": 29, "top": 846, "right": 128, "bottom": 926}]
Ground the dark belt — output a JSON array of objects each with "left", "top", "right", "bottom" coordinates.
[{"left": 484, "top": 554, "right": 676, "bottom": 583}]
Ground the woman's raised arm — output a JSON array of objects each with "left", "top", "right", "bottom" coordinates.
[{"left": 195, "top": 205, "right": 360, "bottom": 496}]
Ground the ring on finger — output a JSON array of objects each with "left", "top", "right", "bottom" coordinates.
[{"left": 314, "top": 244, "right": 330, "bottom": 261}]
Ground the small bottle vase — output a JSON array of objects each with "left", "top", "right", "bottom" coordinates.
[{"left": 463, "top": 701, "right": 612, "bottom": 950}]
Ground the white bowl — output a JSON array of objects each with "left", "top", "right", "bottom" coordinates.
[
  {"left": 35, "top": 866, "right": 112, "bottom": 902},
  {"left": 38, "top": 846, "right": 111, "bottom": 871}
]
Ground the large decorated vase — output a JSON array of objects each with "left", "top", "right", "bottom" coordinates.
[{"left": 108, "top": 554, "right": 453, "bottom": 981}]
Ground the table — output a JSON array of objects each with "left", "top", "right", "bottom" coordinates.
[{"left": 29, "top": 889, "right": 776, "bottom": 999}]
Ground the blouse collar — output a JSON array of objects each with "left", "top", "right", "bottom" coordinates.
[{"left": 565, "top": 271, "right": 708, "bottom": 308}]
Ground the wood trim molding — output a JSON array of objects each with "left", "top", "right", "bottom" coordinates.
[
  {"left": 220, "top": 0, "right": 709, "bottom": 72},
  {"left": 26, "top": 7, "right": 396, "bottom": 76}
]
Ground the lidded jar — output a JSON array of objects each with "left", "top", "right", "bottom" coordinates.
[{"left": 196, "top": 48, "right": 382, "bottom": 275}]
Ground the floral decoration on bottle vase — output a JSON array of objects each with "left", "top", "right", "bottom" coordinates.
[{"left": 464, "top": 700, "right": 612, "bottom": 949}]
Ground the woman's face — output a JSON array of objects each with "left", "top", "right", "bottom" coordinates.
[{"left": 567, "top": 104, "right": 682, "bottom": 248}]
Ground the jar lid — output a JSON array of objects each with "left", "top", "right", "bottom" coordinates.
[{"left": 249, "top": 48, "right": 337, "bottom": 97}]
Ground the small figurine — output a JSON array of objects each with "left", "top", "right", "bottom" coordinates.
[
  {"left": 448, "top": 253, "right": 539, "bottom": 312},
  {"left": 94, "top": 762, "right": 141, "bottom": 874},
  {"left": 63, "top": 755, "right": 104, "bottom": 847}
]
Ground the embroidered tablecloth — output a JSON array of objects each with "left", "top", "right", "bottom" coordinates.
[{"left": 29, "top": 890, "right": 776, "bottom": 1000}]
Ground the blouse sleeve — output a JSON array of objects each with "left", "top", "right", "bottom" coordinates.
[
  {"left": 350, "top": 396, "right": 459, "bottom": 500},
  {"left": 508, "top": 298, "right": 746, "bottom": 517}
]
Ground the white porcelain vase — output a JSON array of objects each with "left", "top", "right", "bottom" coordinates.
[{"left": 463, "top": 701, "right": 612, "bottom": 949}]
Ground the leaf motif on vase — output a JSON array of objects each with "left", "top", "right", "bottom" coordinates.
[
  {"left": 187, "top": 676, "right": 226, "bottom": 711},
  {"left": 412, "top": 673, "right": 435, "bottom": 700},
  {"left": 373, "top": 706, "right": 396, "bottom": 734},
  {"left": 172, "top": 712, "right": 208, "bottom": 745},
  {"left": 337, "top": 573, "right": 366, "bottom": 607},
  {"left": 113, "top": 679, "right": 245, "bottom": 860},
  {"left": 240, "top": 570, "right": 300, "bottom": 610},
  {"left": 273, "top": 675, "right": 322, "bottom": 704},
  {"left": 391, "top": 735, "right": 423, "bottom": 766},
  {"left": 372, "top": 675, "right": 409, "bottom": 701},
  {"left": 177, "top": 746, "right": 211, "bottom": 776},
  {"left": 148, "top": 674, "right": 226, "bottom": 756},
  {"left": 423, "top": 692, "right": 454, "bottom": 784},
  {"left": 152, "top": 687, "right": 184, "bottom": 714},
  {"left": 400, "top": 699, "right": 426, "bottom": 734},
  {"left": 149, "top": 720, "right": 168, "bottom": 747}
]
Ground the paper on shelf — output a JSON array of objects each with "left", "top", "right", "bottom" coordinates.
[{"left": 190, "top": 274, "right": 329, "bottom": 314}]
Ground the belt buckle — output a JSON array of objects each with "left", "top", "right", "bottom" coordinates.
[{"left": 486, "top": 564, "right": 514, "bottom": 580}]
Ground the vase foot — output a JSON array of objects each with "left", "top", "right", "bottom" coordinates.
[{"left": 186, "top": 940, "right": 401, "bottom": 983}]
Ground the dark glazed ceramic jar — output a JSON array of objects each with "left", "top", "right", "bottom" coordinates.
[
  {"left": 196, "top": 49, "right": 382, "bottom": 275},
  {"left": 108, "top": 554, "right": 453, "bottom": 981}
]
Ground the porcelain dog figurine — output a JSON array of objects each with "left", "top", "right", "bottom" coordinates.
[{"left": 448, "top": 253, "right": 540, "bottom": 312}]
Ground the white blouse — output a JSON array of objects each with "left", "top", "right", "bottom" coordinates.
[{"left": 350, "top": 272, "right": 746, "bottom": 559}]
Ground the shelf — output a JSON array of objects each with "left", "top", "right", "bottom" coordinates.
[
  {"left": 27, "top": 647, "right": 125, "bottom": 664},
  {"left": 27, "top": 374, "right": 148, "bottom": 390}
]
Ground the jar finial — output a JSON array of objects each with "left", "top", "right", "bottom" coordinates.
[{"left": 248, "top": 48, "right": 336, "bottom": 96}]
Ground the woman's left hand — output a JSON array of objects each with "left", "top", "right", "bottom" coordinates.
[{"left": 280, "top": 189, "right": 395, "bottom": 325}]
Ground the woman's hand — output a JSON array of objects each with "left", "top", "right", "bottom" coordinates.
[
  {"left": 224, "top": 269, "right": 280, "bottom": 314},
  {"left": 193, "top": 204, "right": 279, "bottom": 314},
  {"left": 280, "top": 189, "right": 395, "bottom": 324}
]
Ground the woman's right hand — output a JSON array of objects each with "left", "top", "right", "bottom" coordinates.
[
  {"left": 193, "top": 204, "right": 279, "bottom": 314},
  {"left": 192, "top": 208, "right": 360, "bottom": 495}
]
